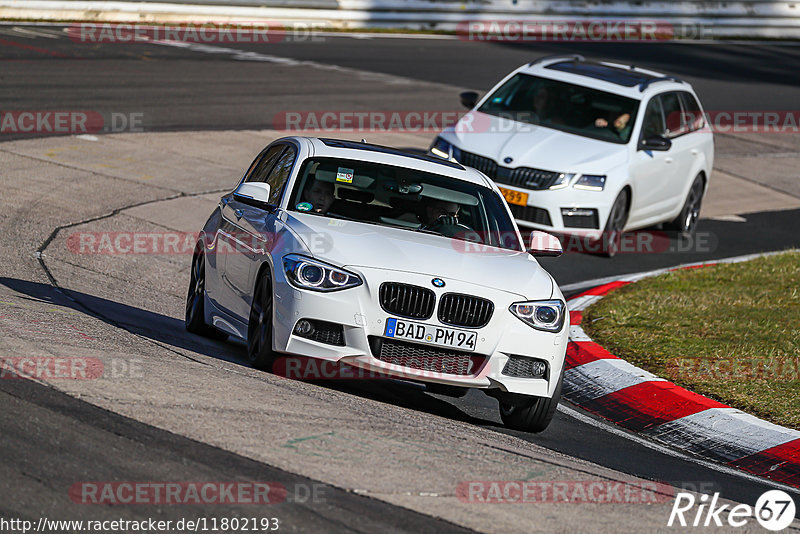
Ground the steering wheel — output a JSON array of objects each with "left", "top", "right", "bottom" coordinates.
[{"left": 421, "top": 214, "right": 476, "bottom": 238}]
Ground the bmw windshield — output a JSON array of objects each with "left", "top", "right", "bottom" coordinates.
[
  {"left": 287, "top": 157, "right": 523, "bottom": 252},
  {"left": 478, "top": 73, "right": 640, "bottom": 144}
]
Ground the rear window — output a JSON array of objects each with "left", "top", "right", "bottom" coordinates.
[
  {"left": 661, "top": 92, "right": 689, "bottom": 138},
  {"left": 679, "top": 92, "right": 705, "bottom": 132}
]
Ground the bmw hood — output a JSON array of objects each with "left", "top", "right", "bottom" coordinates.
[
  {"left": 444, "top": 111, "right": 628, "bottom": 174},
  {"left": 284, "top": 213, "right": 553, "bottom": 299}
]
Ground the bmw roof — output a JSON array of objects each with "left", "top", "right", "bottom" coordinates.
[{"left": 301, "top": 137, "right": 494, "bottom": 188}]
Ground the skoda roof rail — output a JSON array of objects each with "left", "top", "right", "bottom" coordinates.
[
  {"left": 638, "top": 75, "right": 684, "bottom": 92},
  {"left": 528, "top": 54, "right": 585, "bottom": 67}
]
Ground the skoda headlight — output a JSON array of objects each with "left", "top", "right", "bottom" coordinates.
[
  {"left": 573, "top": 174, "right": 606, "bottom": 191},
  {"left": 429, "top": 137, "right": 460, "bottom": 162},
  {"left": 283, "top": 255, "right": 362, "bottom": 292},
  {"left": 548, "top": 173, "right": 576, "bottom": 190},
  {"left": 509, "top": 300, "right": 565, "bottom": 332}
]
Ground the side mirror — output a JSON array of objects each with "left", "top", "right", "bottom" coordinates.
[
  {"left": 459, "top": 91, "right": 479, "bottom": 110},
  {"left": 639, "top": 134, "right": 671, "bottom": 152},
  {"left": 527, "top": 231, "right": 563, "bottom": 257},
  {"left": 234, "top": 182, "right": 272, "bottom": 209}
]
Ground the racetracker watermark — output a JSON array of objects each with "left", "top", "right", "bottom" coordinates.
[
  {"left": 66, "top": 231, "right": 333, "bottom": 255},
  {"left": 275, "top": 110, "right": 470, "bottom": 133},
  {"left": 273, "top": 355, "right": 487, "bottom": 381},
  {"left": 457, "top": 19, "right": 678, "bottom": 42},
  {"left": 457, "top": 480, "right": 674, "bottom": 504},
  {"left": 675, "top": 111, "right": 800, "bottom": 134},
  {"left": 69, "top": 482, "right": 287, "bottom": 505},
  {"left": 0, "top": 357, "right": 103, "bottom": 380},
  {"left": 0, "top": 357, "right": 145, "bottom": 380},
  {"left": 667, "top": 356, "right": 800, "bottom": 382},
  {"left": 69, "top": 482, "right": 328, "bottom": 505},
  {"left": 450, "top": 230, "right": 718, "bottom": 255},
  {"left": 68, "top": 22, "right": 326, "bottom": 44},
  {"left": 457, "top": 20, "right": 720, "bottom": 41},
  {"left": 0, "top": 111, "right": 144, "bottom": 135}
]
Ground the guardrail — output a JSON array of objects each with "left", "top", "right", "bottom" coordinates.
[{"left": 2, "top": 0, "right": 800, "bottom": 38}]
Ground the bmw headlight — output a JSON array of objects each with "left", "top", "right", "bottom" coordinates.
[
  {"left": 283, "top": 255, "right": 362, "bottom": 292},
  {"left": 429, "top": 137, "right": 460, "bottom": 162},
  {"left": 573, "top": 174, "right": 606, "bottom": 191},
  {"left": 509, "top": 300, "right": 566, "bottom": 332}
]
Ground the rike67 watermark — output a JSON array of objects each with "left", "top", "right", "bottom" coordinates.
[{"left": 668, "top": 490, "right": 796, "bottom": 531}]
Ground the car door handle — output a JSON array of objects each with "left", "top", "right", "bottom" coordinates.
[
  {"left": 665, "top": 157, "right": 674, "bottom": 164},
  {"left": 691, "top": 149, "right": 699, "bottom": 156},
  {"left": 234, "top": 209, "right": 244, "bottom": 219}
]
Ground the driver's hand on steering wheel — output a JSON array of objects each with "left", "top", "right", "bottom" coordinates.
[{"left": 432, "top": 214, "right": 459, "bottom": 227}]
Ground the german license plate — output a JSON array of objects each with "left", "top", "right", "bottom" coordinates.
[
  {"left": 384, "top": 318, "right": 477, "bottom": 351},
  {"left": 498, "top": 187, "right": 529, "bottom": 207}
]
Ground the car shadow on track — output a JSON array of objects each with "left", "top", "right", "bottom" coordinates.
[
  {"left": 0, "top": 277, "right": 496, "bottom": 427},
  {"left": 0, "top": 277, "right": 242, "bottom": 362}
]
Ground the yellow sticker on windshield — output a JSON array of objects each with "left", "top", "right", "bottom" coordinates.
[{"left": 336, "top": 167, "right": 354, "bottom": 183}]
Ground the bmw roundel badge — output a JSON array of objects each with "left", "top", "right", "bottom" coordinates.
[
  {"left": 432, "top": 278, "right": 445, "bottom": 288},
  {"left": 503, "top": 157, "right": 513, "bottom": 164}
]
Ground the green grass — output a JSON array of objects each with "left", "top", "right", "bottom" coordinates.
[{"left": 582, "top": 251, "right": 800, "bottom": 430}]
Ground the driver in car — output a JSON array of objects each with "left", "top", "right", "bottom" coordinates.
[
  {"left": 421, "top": 198, "right": 460, "bottom": 227},
  {"left": 302, "top": 178, "right": 336, "bottom": 214},
  {"left": 594, "top": 112, "right": 632, "bottom": 140}
]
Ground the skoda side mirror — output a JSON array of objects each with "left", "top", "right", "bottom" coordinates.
[{"left": 639, "top": 135, "right": 672, "bottom": 152}]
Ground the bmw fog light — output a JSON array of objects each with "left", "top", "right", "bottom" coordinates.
[
  {"left": 530, "top": 360, "right": 547, "bottom": 378},
  {"left": 294, "top": 319, "right": 315, "bottom": 336}
]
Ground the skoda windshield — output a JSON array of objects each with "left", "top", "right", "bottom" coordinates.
[{"left": 478, "top": 73, "right": 640, "bottom": 144}]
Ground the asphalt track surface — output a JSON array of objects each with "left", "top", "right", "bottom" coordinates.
[{"left": 2, "top": 25, "right": 800, "bottom": 530}]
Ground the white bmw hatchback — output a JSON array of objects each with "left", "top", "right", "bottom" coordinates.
[
  {"left": 185, "top": 137, "right": 569, "bottom": 432},
  {"left": 430, "top": 55, "right": 714, "bottom": 255}
]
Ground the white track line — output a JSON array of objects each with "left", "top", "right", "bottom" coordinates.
[
  {"left": 557, "top": 404, "right": 800, "bottom": 496},
  {"left": 9, "top": 26, "right": 62, "bottom": 38},
  {"left": 564, "top": 358, "right": 666, "bottom": 401},
  {"left": 148, "top": 39, "right": 464, "bottom": 90},
  {"left": 560, "top": 250, "right": 800, "bottom": 494}
]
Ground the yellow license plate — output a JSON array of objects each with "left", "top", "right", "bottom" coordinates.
[{"left": 499, "top": 187, "right": 529, "bottom": 207}]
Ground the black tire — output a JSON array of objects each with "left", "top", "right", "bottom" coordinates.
[
  {"left": 247, "top": 270, "right": 278, "bottom": 371},
  {"left": 601, "top": 190, "right": 629, "bottom": 258},
  {"left": 666, "top": 174, "right": 704, "bottom": 238},
  {"left": 185, "top": 245, "right": 228, "bottom": 340},
  {"left": 498, "top": 367, "right": 564, "bottom": 433}
]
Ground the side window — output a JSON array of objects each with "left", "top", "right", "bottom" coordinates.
[
  {"left": 265, "top": 146, "right": 297, "bottom": 205},
  {"left": 641, "top": 97, "right": 666, "bottom": 139},
  {"left": 679, "top": 92, "right": 705, "bottom": 132},
  {"left": 245, "top": 145, "right": 284, "bottom": 183},
  {"left": 661, "top": 92, "right": 688, "bottom": 138}
]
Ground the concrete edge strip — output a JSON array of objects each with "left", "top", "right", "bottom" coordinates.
[
  {"left": 562, "top": 252, "right": 800, "bottom": 488},
  {"left": 5, "top": 1, "right": 800, "bottom": 39}
]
